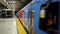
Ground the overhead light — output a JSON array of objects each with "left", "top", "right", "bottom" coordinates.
[
  {"left": 4, "top": 0, "right": 10, "bottom": 7},
  {"left": 7, "top": 2, "right": 8, "bottom": 4},
  {"left": 2, "top": 9, "right": 12, "bottom": 11},
  {"left": 8, "top": 1, "right": 16, "bottom": 3},
  {"left": 4, "top": 0, "right": 7, "bottom": 2},
  {"left": 13, "top": 10, "right": 15, "bottom": 11}
]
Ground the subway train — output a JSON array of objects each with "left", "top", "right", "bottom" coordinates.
[{"left": 16, "top": 2, "right": 59, "bottom": 34}]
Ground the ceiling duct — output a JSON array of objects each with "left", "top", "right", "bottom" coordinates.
[{"left": 0, "top": 0, "right": 12, "bottom": 9}]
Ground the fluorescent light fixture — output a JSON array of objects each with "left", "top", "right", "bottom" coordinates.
[
  {"left": 7, "top": 2, "right": 8, "bottom": 4},
  {"left": 2, "top": 9, "right": 12, "bottom": 11},
  {"left": 8, "top": 1, "right": 16, "bottom": 3},
  {"left": 4, "top": 0, "right": 7, "bottom": 2}
]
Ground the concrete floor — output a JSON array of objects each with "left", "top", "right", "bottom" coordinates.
[{"left": 0, "top": 18, "right": 17, "bottom": 34}]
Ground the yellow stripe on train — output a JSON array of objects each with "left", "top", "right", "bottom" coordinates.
[{"left": 16, "top": 18, "right": 27, "bottom": 34}]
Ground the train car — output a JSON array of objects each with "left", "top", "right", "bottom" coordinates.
[{"left": 16, "top": 0, "right": 60, "bottom": 34}]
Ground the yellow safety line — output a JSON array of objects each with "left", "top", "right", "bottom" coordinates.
[{"left": 16, "top": 18, "right": 27, "bottom": 34}]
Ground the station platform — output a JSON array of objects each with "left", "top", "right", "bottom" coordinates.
[
  {"left": 0, "top": 18, "right": 17, "bottom": 34},
  {"left": 0, "top": 17, "right": 27, "bottom": 34}
]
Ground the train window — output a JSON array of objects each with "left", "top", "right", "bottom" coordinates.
[
  {"left": 6, "top": 11, "right": 13, "bottom": 18},
  {"left": 0, "top": 9, "right": 14, "bottom": 18},
  {"left": 39, "top": 2, "right": 59, "bottom": 34}
]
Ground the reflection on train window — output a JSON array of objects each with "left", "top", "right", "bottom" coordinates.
[{"left": 39, "top": 2, "right": 58, "bottom": 34}]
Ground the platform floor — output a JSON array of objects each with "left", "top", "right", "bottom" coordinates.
[
  {"left": 0, "top": 17, "right": 27, "bottom": 34},
  {"left": 0, "top": 18, "right": 17, "bottom": 34}
]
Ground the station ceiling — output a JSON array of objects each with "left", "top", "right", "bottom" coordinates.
[{"left": 0, "top": 0, "right": 32, "bottom": 11}]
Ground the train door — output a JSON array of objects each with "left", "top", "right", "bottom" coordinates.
[
  {"left": 39, "top": 2, "right": 59, "bottom": 34},
  {"left": 28, "top": 10, "right": 35, "bottom": 34}
]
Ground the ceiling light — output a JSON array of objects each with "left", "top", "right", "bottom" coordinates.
[{"left": 4, "top": 0, "right": 7, "bottom": 2}]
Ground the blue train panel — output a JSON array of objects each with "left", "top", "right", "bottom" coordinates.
[{"left": 18, "top": 0, "right": 60, "bottom": 34}]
